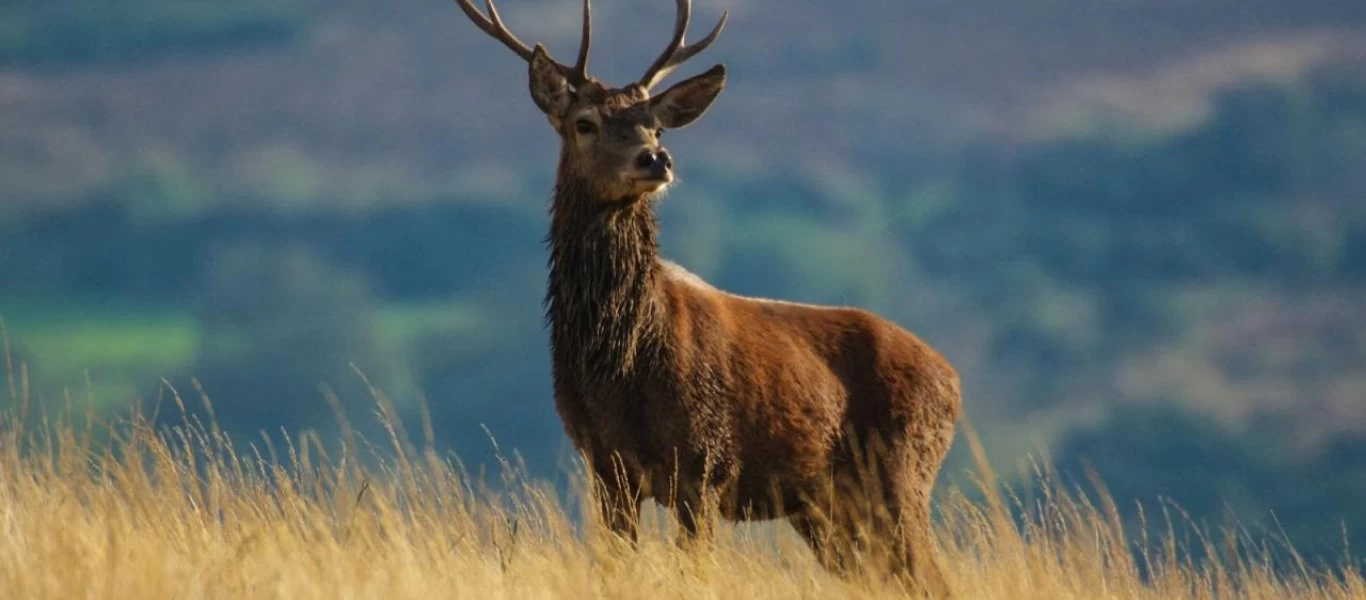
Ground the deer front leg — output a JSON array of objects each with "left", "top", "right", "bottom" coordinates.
[
  {"left": 675, "top": 497, "right": 703, "bottom": 548},
  {"left": 590, "top": 452, "right": 642, "bottom": 545},
  {"left": 673, "top": 477, "right": 731, "bottom": 551}
]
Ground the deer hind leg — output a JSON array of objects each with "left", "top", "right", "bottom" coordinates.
[
  {"left": 789, "top": 510, "right": 854, "bottom": 576},
  {"left": 788, "top": 472, "right": 872, "bottom": 578},
  {"left": 878, "top": 437, "right": 954, "bottom": 599},
  {"left": 883, "top": 485, "right": 950, "bottom": 599}
]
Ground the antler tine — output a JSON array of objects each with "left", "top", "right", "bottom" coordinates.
[
  {"left": 452, "top": 0, "right": 594, "bottom": 85},
  {"left": 638, "top": 0, "right": 728, "bottom": 90},
  {"left": 452, "top": 0, "right": 534, "bottom": 61},
  {"left": 572, "top": 0, "right": 592, "bottom": 84},
  {"left": 638, "top": 0, "right": 690, "bottom": 89}
]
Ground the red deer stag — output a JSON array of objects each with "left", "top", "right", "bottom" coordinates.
[{"left": 449, "top": 0, "right": 961, "bottom": 594}]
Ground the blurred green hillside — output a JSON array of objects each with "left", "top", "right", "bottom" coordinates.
[{"left": 1, "top": 0, "right": 1364, "bottom": 565}]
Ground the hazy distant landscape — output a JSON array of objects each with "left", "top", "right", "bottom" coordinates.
[{"left": 2, "top": 0, "right": 1365, "bottom": 567}]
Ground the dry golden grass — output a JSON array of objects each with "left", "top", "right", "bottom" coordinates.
[{"left": 0, "top": 369, "right": 1361, "bottom": 600}]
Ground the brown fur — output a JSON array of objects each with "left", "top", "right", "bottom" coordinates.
[
  {"left": 450, "top": 1, "right": 961, "bottom": 595},
  {"left": 547, "top": 157, "right": 960, "bottom": 595}
]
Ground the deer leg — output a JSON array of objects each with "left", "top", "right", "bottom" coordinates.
[
  {"left": 880, "top": 445, "right": 953, "bottom": 598},
  {"left": 790, "top": 513, "right": 835, "bottom": 572},
  {"left": 673, "top": 482, "right": 723, "bottom": 551},
  {"left": 790, "top": 478, "right": 862, "bottom": 578},
  {"left": 598, "top": 488, "right": 640, "bottom": 544},
  {"left": 883, "top": 490, "right": 949, "bottom": 598},
  {"left": 675, "top": 498, "right": 703, "bottom": 550},
  {"left": 790, "top": 509, "right": 860, "bottom": 576},
  {"left": 590, "top": 453, "right": 642, "bottom": 545}
]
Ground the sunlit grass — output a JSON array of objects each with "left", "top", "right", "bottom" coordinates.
[{"left": 0, "top": 348, "right": 1361, "bottom": 599}]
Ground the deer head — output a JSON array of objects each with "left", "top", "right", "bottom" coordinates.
[{"left": 452, "top": 0, "right": 728, "bottom": 202}]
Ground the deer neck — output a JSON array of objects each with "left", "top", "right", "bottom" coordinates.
[{"left": 545, "top": 173, "right": 667, "bottom": 384}]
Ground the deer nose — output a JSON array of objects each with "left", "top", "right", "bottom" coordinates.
[{"left": 636, "top": 149, "right": 672, "bottom": 175}]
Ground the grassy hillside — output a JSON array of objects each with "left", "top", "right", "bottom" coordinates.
[{"left": 2, "top": 398, "right": 1361, "bottom": 599}]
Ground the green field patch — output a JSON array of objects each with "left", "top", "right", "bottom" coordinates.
[
  {"left": 1, "top": 298, "right": 197, "bottom": 406},
  {"left": 1, "top": 296, "right": 489, "bottom": 409},
  {"left": 375, "top": 300, "right": 485, "bottom": 346}
]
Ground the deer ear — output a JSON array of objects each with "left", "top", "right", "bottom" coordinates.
[
  {"left": 649, "top": 65, "right": 726, "bottom": 129},
  {"left": 528, "top": 44, "right": 572, "bottom": 124}
]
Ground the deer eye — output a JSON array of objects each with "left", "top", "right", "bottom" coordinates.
[
  {"left": 655, "top": 128, "right": 665, "bottom": 139},
  {"left": 575, "top": 119, "right": 597, "bottom": 135}
]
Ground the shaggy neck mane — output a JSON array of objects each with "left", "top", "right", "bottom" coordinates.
[{"left": 544, "top": 167, "right": 667, "bottom": 385}]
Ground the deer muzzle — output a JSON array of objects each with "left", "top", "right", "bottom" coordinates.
[{"left": 636, "top": 148, "right": 673, "bottom": 180}]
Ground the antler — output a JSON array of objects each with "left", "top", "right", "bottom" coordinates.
[
  {"left": 452, "top": 0, "right": 593, "bottom": 85},
  {"left": 638, "top": 0, "right": 728, "bottom": 91}
]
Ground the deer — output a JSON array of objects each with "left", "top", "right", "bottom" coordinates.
[{"left": 449, "top": 0, "right": 961, "bottom": 595}]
